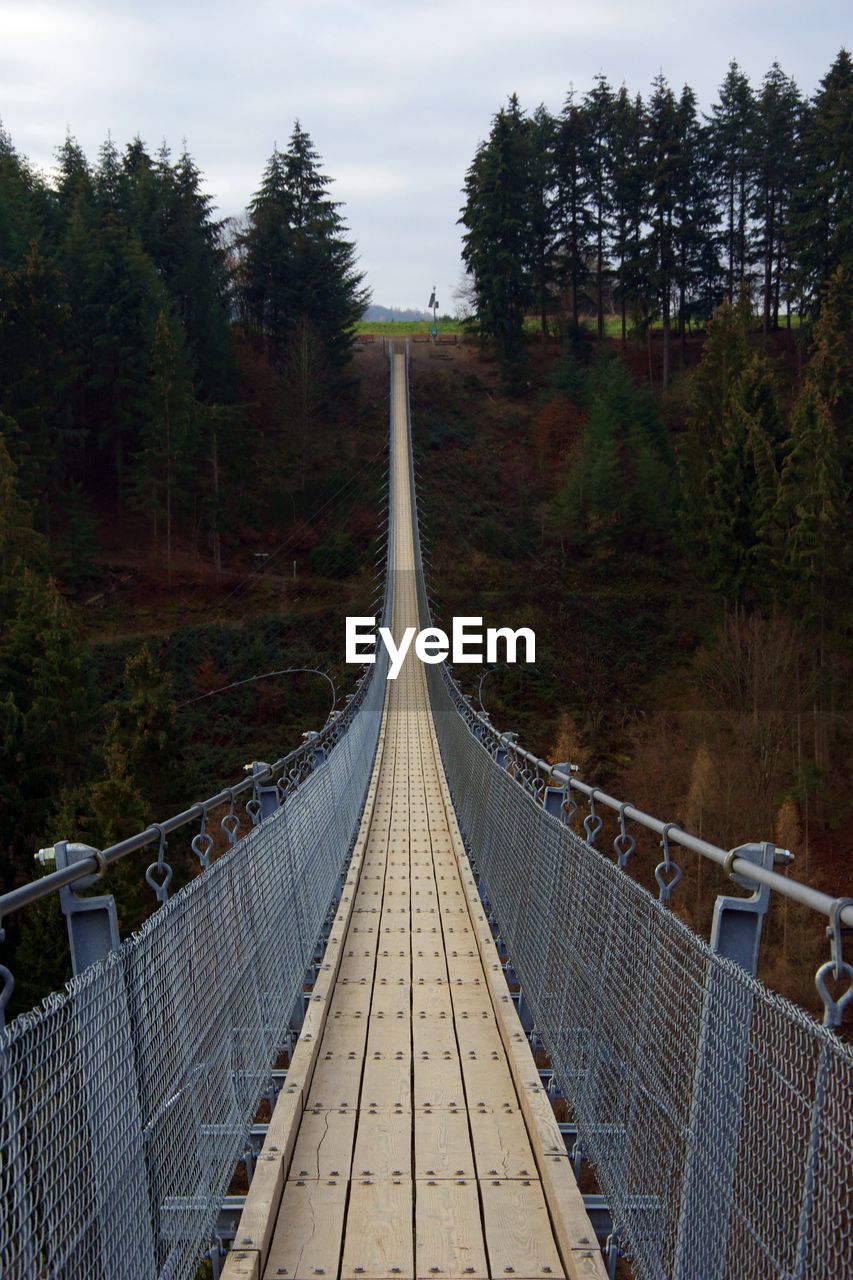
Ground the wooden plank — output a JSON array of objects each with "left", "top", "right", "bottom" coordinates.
[
  {"left": 411, "top": 948, "right": 448, "bottom": 982},
  {"left": 412, "top": 1016, "right": 457, "bottom": 1058},
  {"left": 366, "top": 1017, "right": 411, "bottom": 1057},
  {"left": 538, "top": 1153, "right": 609, "bottom": 1276},
  {"left": 317, "top": 1015, "right": 368, "bottom": 1058},
  {"left": 369, "top": 989, "right": 411, "bottom": 1021},
  {"left": 413, "top": 1051, "right": 465, "bottom": 1109},
  {"left": 352, "top": 1107, "right": 412, "bottom": 1178},
  {"left": 263, "top": 1086, "right": 303, "bottom": 1160},
  {"left": 222, "top": 1249, "right": 259, "bottom": 1280},
  {"left": 328, "top": 983, "right": 372, "bottom": 1019},
  {"left": 263, "top": 1178, "right": 347, "bottom": 1280},
  {"left": 479, "top": 1178, "right": 564, "bottom": 1279},
  {"left": 414, "top": 1106, "right": 474, "bottom": 1179},
  {"left": 289, "top": 1107, "right": 356, "bottom": 1180},
  {"left": 305, "top": 1053, "right": 364, "bottom": 1111},
  {"left": 361, "top": 1052, "right": 412, "bottom": 1109},
  {"left": 460, "top": 1050, "right": 518, "bottom": 1111},
  {"left": 452, "top": 1019, "right": 504, "bottom": 1061},
  {"left": 415, "top": 1178, "right": 488, "bottom": 1280},
  {"left": 412, "top": 984, "right": 452, "bottom": 1022},
  {"left": 231, "top": 1152, "right": 284, "bottom": 1259},
  {"left": 469, "top": 1105, "right": 538, "bottom": 1179},
  {"left": 340, "top": 1178, "right": 413, "bottom": 1279},
  {"left": 449, "top": 984, "right": 493, "bottom": 1021},
  {"left": 444, "top": 950, "right": 485, "bottom": 984}
]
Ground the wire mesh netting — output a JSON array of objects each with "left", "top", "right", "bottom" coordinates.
[
  {"left": 425, "top": 668, "right": 853, "bottom": 1279},
  {"left": 0, "top": 640, "right": 388, "bottom": 1280}
]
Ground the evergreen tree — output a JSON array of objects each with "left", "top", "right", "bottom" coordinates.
[
  {"left": 528, "top": 105, "right": 558, "bottom": 337},
  {"left": 583, "top": 75, "right": 614, "bottom": 339},
  {"left": 644, "top": 75, "right": 679, "bottom": 392},
  {"left": 554, "top": 91, "right": 592, "bottom": 329},
  {"left": 107, "top": 646, "right": 180, "bottom": 812},
  {"left": 460, "top": 96, "right": 533, "bottom": 388},
  {"left": 704, "top": 353, "right": 785, "bottom": 598},
  {"left": 679, "top": 291, "right": 752, "bottom": 555},
  {"left": 0, "top": 122, "right": 52, "bottom": 268},
  {"left": 790, "top": 49, "right": 853, "bottom": 314},
  {"left": 609, "top": 89, "right": 647, "bottom": 343},
  {"left": 132, "top": 310, "right": 195, "bottom": 583},
  {"left": 754, "top": 63, "right": 801, "bottom": 331},
  {"left": 672, "top": 86, "right": 720, "bottom": 357},
  {"left": 709, "top": 62, "right": 757, "bottom": 298},
  {"left": 0, "top": 245, "right": 78, "bottom": 527},
  {"left": 242, "top": 124, "right": 368, "bottom": 373},
  {"left": 0, "top": 572, "right": 94, "bottom": 868}
]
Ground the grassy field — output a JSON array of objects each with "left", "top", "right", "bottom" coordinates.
[
  {"left": 357, "top": 312, "right": 803, "bottom": 339},
  {"left": 355, "top": 319, "right": 464, "bottom": 335}
]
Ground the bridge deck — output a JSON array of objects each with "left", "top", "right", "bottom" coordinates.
[{"left": 223, "top": 355, "right": 605, "bottom": 1280}]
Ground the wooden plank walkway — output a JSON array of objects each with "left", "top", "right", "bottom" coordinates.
[{"left": 223, "top": 354, "right": 606, "bottom": 1280}]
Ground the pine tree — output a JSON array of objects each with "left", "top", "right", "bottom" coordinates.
[
  {"left": 554, "top": 91, "right": 591, "bottom": 329},
  {"left": 107, "top": 646, "right": 180, "bottom": 812},
  {"left": 644, "top": 75, "right": 679, "bottom": 392},
  {"left": 242, "top": 124, "right": 368, "bottom": 373},
  {"left": 0, "top": 572, "right": 95, "bottom": 864},
  {"left": 790, "top": 49, "right": 853, "bottom": 314},
  {"left": 0, "top": 244, "right": 78, "bottom": 527},
  {"left": 679, "top": 291, "right": 752, "bottom": 555},
  {"left": 132, "top": 310, "right": 194, "bottom": 583},
  {"left": 609, "top": 89, "right": 647, "bottom": 343},
  {"left": 460, "top": 96, "right": 534, "bottom": 389},
  {"left": 704, "top": 353, "right": 784, "bottom": 598},
  {"left": 672, "top": 86, "right": 720, "bottom": 359},
  {"left": 528, "top": 105, "right": 558, "bottom": 338},
  {"left": 754, "top": 63, "right": 801, "bottom": 331},
  {"left": 774, "top": 381, "right": 846, "bottom": 622},
  {"left": 709, "top": 62, "right": 757, "bottom": 298},
  {"left": 583, "top": 75, "right": 614, "bottom": 339}
]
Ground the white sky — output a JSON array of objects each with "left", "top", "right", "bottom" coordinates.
[{"left": 1, "top": 0, "right": 849, "bottom": 307}]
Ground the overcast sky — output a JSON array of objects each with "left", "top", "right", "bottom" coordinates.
[{"left": 1, "top": 1, "right": 849, "bottom": 308}]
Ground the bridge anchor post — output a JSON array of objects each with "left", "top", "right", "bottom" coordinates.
[{"left": 38, "top": 841, "right": 121, "bottom": 976}]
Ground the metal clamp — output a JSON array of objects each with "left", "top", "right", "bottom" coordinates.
[
  {"left": 220, "top": 789, "right": 240, "bottom": 845},
  {"left": 583, "top": 789, "right": 603, "bottom": 845},
  {"left": 191, "top": 803, "right": 214, "bottom": 870},
  {"left": 655, "top": 822, "right": 683, "bottom": 903},
  {"left": 815, "top": 897, "right": 853, "bottom": 1029},
  {"left": 145, "top": 824, "right": 173, "bottom": 904},
  {"left": 614, "top": 803, "right": 636, "bottom": 869}
]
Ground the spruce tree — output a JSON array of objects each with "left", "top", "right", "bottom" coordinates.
[
  {"left": 644, "top": 75, "right": 679, "bottom": 392},
  {"left": 609, "top": 89, "right": 647, "bottom": 343},
  {"left": 460, "top": 96, "right": 534, "bottom": 389},
  {"left": 790, "top": 49, "right": 853, "bottom": 315},
  {"left": 709, "top": 62, "right": 757, "bottom": 298},
  {"left": 754, "top": 63, "right": 801, "bottom": 331},
  {"left": 242, "top": 124, "right": 367, "bottom": 373},
  {"left": 554, "top": 90, "right": 592, "bottom": 329},
  {"left": 583, "top": 75, "right": 614, "bottom": 339}
]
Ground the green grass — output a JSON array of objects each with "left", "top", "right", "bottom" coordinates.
[{"left": 355, "top": 319, "right": 464, "bottom": 335}]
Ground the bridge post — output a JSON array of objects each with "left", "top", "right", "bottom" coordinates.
[
  {"left": 673, "top": 842, "right": 779, "bottom": 1279},
  {"left": 41, "top": 841, "right": 121, "bottom": 976}
]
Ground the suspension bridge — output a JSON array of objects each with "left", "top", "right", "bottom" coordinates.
[{"left": 0, "top": 348, "right": 851, "bottom": 1280}]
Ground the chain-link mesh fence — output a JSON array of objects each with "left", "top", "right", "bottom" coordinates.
[
  {"left": 424, "top": 658, "right": 853, "bottom": 1279},
  {"left": 0, "top": 636, "right": 388, "bottom": 1279},
  {"left": 393, "top": 341, "right": 853, "bottom": 1280}
]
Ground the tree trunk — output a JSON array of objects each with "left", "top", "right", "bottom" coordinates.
[{"left": 211, "top": 426, "right": 222, "bottom": 583}]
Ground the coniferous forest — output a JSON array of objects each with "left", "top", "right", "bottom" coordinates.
[{"left": 0, "top": 48, "right": 850, "bottom": 1018}]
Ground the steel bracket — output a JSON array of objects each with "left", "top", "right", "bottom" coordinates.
[
  {"left": 710, "top": 842, "right": 775, "bottom": 976},
  {"left": 54, "top": 841, "right": 120, "bottom": 976}
]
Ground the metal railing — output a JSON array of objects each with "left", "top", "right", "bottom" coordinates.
[
  {"left": 400, "top": 343, "right": 853, "bottom": 1280},
  {"left": 0, "top": 435, "right": 394, "bottom": 1278}
]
